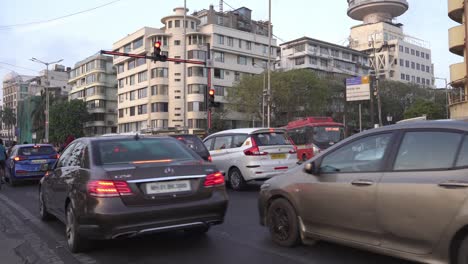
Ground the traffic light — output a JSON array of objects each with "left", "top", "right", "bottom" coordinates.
[
  {"left": 153, "top": 41, "right": 167, "bottom": 62},
  {"left": 208, "top": 88, "right": 215, "bottom": 107}
]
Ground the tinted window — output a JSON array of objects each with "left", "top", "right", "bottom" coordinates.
[
  {"left": 204, "top": 138, "right": 214, "bottom": 151},
  {"left": 320, "top": 133, "right": 392, "bottom": 173},
  {"left": 69, "top": 142, "right": 86, "bottom": 167},
  {"left": 19, "top": 146, "right": 56, "bottom": 156},
  {"left": 213, "top": 136, "right": 232, "bottom": 150},
  {"left": 94, "top": 138, "right": 196, "bottom": 165},
  {"left": 456, "top": 135, "right": 468, "bottom": 167},
  {"left": 171, "top": 135, "right": 207, "bottom": 153},
  {"left": 56, "top": 143, "right": 76, "bottom": 168},
  {"left": 252, "top": 132, "right": 291, "bottom": 146},
  {"left": 394, "top": 131, "right": 462, "bottom": 170},
  {"left": 313, "top": 126, "right": 344, "bottom": 144},
  {"left": 233, "top": 135, "right": 248, "bottom": 148}
]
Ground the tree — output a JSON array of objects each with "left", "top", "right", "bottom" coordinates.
[
  {"left": 1, "top": 107, "right": 16, "bottom": 142},
  {"left": 49, "top": 100, "right": 90, "bottom": 144},
  {"left": 404, "top": 99, "right": 445, "bottom": 120},
  {"left": 226, "top": 69, "right": 328, "bottom": 127}
]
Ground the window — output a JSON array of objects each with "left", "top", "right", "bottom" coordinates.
[
  {"left": 238, "top": 39, "right": 242, "bottom": 48},
  {"left": 294, "top": 44, "right": 305, "bottom": 52},
  {"left": 136, "top": 57, "right": 146, "bottom": 67},
  {"left": 187, "top": 102, "right": 206, "bottom": 112},
  {"left": 188, "top": 67, "right": 207, "bottom": 77},
  {"left": 174, "top": 40, "right": 181, "bottom": 45},
  {"left": 342, "top": 52, "right": 350, "bottom": 60},
  {"left": 399, "top": 45, "right": 404, "bottom": 52},
  {"left": 217, "top": 34, "right": 224, "bottom": 45},
  {"left": 129, "top": 75, "right": 135, "bottom": 85},
  {"left": 151, "top": 68, "right": 168, "bottom": 78},
  {"left": 138, "top": 87, "right": 147, "bottom": 99},
  {"left": 214, "top": 85, "right": 225, "bottom": 96},
  {"left": 331, "top": 49, "right": 340, "bottom": 57},
  {"left": 188, "top": 84, "right": 206, "bottom": 94},
  {"left": 411, "top": 49, "right": 415, "bottom": 55},
  {"left": 213, "top": 51, "right": 224, "bottom": 62},
  {"left": 191, "top": 21, "right": 195, "bottom": 29},
  {"left": 411, "top": 62, "right": 415, "bottom": 69},
  {"left": 138, "top": 71, "right": 147, "bottom": 83},
  {"left": 130, "top": 106, "right": 135, "bottom": 116},
  {"left": 133, "top": 37, "right": 143, "bottom": 49},
  {"left": 151, "top": 102, "right": 168, "bottom": 112},
  {"left": 175, "top": 79, "right": 181, "bottom": 82},
  {"left": 119, "top": 109, "right": 124, "bottom": 118},
  {"left": 188, "top": 50, "right": 206, "bottom": 60},
  {"left": 399, "top": 59, "right": 404, "bottom": 66},
  {"left": 295, "top": 57, "right": 305, "bottom": 65},
  {"left": 227, "top": 37, "right": 234, "bottom": 46},
  {"left": 416, "top": 63, "right": 420, "bottom": 70},
  {"left": 417, "top": 77, "right": 421, "bottom": 83},
  {"left": 405, "top": 47, "right": 409, "bottom": 54},
  {"left": 118, "top": 79, "right": 124, "bottom": 88},
  {"left": 405, "top": 60, "right": 409, "bottom": 68},
  {"left": 309, "top": 56, "right": 317, "bottom": 65},
  {"left": 168, "top": 21, "right": 172, "bottom": 28},
  {"left": 117, "top": 64, "right": 124, "bottom": 74},
  {"left": 401, "top": 73, "right": 405, "bottom": 80},
  {"left": 246, "top": 41, "right": 252, "bottom": 50},
  {"left": 232, "top": 135, "right": 248, "bottom": 148},
  {"left": 320, "top": 47, "right": 329, "bottom": 55},
  {"left": 151, "top": 85, "right": 168, "bottom": 95},
  {"left": 137, "top": 104, "right": 147, "bottom": 115},
  {"left": 124, "top": 44, "right": 131, "bottom": 53},
  {"left": 411, "top": 76, "right": 415, "bottom": 82},
  {"left": 426, "top": 66, "right": 430, "bottom": 73},
  {"left": 421, "top": 52, "right": 425, "bottom": 58},
  {"left": 128, "top": 60, "right": 135, "bottom": 70},
  {"left": 213, "top": 136, "right": 232, "bottom": 150},
  {"left": 234, "top": 71, "right": 240, "bottom": 81},
  {"left": 426, "top": 53, "right": 430, "bottom": 60},
  {"left": 214, "top": 68, "right": 224, "bottom": 79},
  {"left": 130, "top": 91, "right": 136, "bottom": 100},
  {"left": 394, "top": 131, "right": 462, "bottom": 170},
  {"left": 320, "top": 59, "right": 328, "bottom": 67},
  {"left": 320, "top": 133, "right": 393, "bottom": 173},
  {"left": 406, "top": 74, "right": 410, "bottom": 81},
  {"left": 416, "top": 50, "right": 420, "bottom": 57},
  {"left": 175, "top": 20, "right": 180, "bottom": 27},
  {"left": 422, "top": 78, "right": 426, "bottom": 85},
  {"left": 426, "top": 79, "right": 431, "bottom": 85},
  {"left": 238, "top": 56, "right": 247, "bottom": 65}
]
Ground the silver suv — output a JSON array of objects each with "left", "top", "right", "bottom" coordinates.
[{"left": 203, "top": 128, "right": 298, "bottom": 190}]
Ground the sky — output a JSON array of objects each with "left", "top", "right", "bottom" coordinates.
[{"left": 0, "top": 0, "right": 459, "bottom": 101}]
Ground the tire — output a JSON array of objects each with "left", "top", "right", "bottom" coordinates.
[
  {"left": 185, "top": 226, "right": 210, "bottom": 236},
  {"left": 66, "top": 203, "right": 89, "bottom": 253},
  {"left": 458, "top": 235, "right": 468, "bottom": 264},
  {"left": 39, "top": 187, "right": 53, "bottom": 221},
  {"left": 302, "top": 154, "right": 307, "bottom": 162},
  {"left": 229, "top": 168, "right": 247, "bottom": 191},
  {"left": 267, "top": 198, "right": 301, "bottom": 247}
]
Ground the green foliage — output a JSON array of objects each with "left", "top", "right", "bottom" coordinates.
[
  {"left": 404, "top": 99, "right": 445, "bottom": 120},
  {"left": 226, "top": 69, "right": 329, "bottom": 127},
  {"left": 1, "top": 107, "right": 16, "bottom": 142},
  {"left": 49, "top": 100, "right": 90, "bottom": 144}
]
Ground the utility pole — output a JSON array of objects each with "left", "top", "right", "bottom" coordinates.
[
  {"left": 183, "top": 0, "right": 188, "bottom": 133},
  {"left": 464, "top": 0, "right": 468, "bottom": 103},
  {"left": 30, "top": 58, "right": 63, "bottom": 143},
  {"left": 435, "top": 77, "right": 449, "bottom": 119},
  {"left": 267, "top": 0, "right": 272, "bottom": 127},
  {"left": 370, "top": 36, "right": 383, "bottom": 127}
]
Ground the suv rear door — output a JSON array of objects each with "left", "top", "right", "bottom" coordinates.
[{"left": 251, "top": 130, "right": 296, "bottom": 169}]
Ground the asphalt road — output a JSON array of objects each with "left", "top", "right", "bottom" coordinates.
[{"left": 0, "top": 181, "right": 415, "bottom": 264}]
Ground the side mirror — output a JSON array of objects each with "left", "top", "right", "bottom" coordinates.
[{"left": 304, "top": 161, "right": 319, "bottom": 175}]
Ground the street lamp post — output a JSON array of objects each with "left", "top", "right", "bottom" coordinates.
[
  {"left": 386, "top": 114, "right": 393, "bottom": 125},
  {"left": 30, "top": 58, "right": 63, "bottom": 143},
  {"left": 435, "top": 77, "right": 449, "bottom": 119},
  {"left": 369, "top": 35, "right": 383, "bottom": 127}
]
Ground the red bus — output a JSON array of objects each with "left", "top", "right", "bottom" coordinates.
[{"left": 286, "top": 117, "right": 345, "bottom": 161}]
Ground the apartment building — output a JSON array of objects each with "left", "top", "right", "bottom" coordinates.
[
  {"left": 112, "top": 5, "right": 276, "bottom": 133},
  {"left": 68, "top": 54, "right": 117, "bottom": 136}
]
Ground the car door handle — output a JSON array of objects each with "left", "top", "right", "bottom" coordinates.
[
  {"left": 351, "top": 180, "right": 374, "bottom": 186},
  {"left": 438, "top": 181, "right": 468, "bottom": 188}
]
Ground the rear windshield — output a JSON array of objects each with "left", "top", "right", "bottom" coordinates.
[
  {"left": 93, "top": 138, "right": 198, "bottom": 165},
  {"left": 19, "top": 146, "right": 56, "bottom": 156},
  {"left": 252, "top": 132, "right": 291, "bottom": 146},
  {"left": 171, "top": 135, "right": 207, "bottom": 154}
]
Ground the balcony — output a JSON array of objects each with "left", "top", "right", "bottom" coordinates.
[
  {"left": 449, "top": 24, "right": 465, "bottom": 56},
  {"left": 85, "top": 121, "right": 105, "bottom": 127},
  {"left": 450, "top": 62, "right": 466, "bottom": 87},
  {"left": 448, "top": 0, "right": 464, "bottom": 23},
  {"left": 347, "top": 0, "right": 408, "bottom": 21}
]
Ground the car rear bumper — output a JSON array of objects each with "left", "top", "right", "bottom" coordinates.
[
  {"left": 78, "top": 192, "right": 228, "bottom": 240},
  {"left": 241, "top": 162, "right": 298, "bottom": 181}
]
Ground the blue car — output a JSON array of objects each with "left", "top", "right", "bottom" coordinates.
[{"left": 5, "top": 144, "right": 59, "bottom": 186}]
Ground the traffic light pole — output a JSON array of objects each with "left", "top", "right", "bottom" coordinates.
[{"left": 206, "top": 43, "right": 212, "bottom": 133}]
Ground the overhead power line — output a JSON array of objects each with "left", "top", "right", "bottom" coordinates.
[
  {"left": 0, "top": 0, "right": 122, "bottom": 30},
  {"left": 0, "top": 62, "right": 38, "bottom": 73}
]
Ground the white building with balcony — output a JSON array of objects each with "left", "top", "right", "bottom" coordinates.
[
  {"left": 347, "top": 0, "right": 435, "bottom": 87},
  {"left": 112, "top": 5, "right": 276, "bottom": 134},
  {"left": 68, "top": 54, "right": 117, "bottom": 136}
]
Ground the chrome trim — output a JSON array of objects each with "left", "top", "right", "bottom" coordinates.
[
  {"left": 127, "top": 175, "right": 206, "bottom": 183},
  {"left": 139, "top": 222, "right": 205, "bottom": 234}
]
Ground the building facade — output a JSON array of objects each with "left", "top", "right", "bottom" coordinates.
[
  {"left": 277, "top": 37, "right": 369, "bottom": 78},
  {"left": 448, "top": 0, "right": 468, "bottom": 119},
  {"left": 68, "top": 54, "right": 118, "bottom": 136},
  {"left": 347, "top": 0, "right": 435, "bottom": 87},
  {"left": 112, "top": 6, "right": 276, "bottom": 133}
]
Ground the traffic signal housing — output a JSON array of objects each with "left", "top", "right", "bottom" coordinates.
[
  {"left": 208, "top": 88, "right": 215, "bottom": 107},
  {"left": 153, "top": 41, "right": 167, "bottom": 62}
]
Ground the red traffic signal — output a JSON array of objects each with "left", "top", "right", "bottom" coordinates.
[
  {"left": 208, "top": 89, "right": 215, "bottom": 96},
  {"left": 154, "top": 41, "right": 161, "bottom": 48}
]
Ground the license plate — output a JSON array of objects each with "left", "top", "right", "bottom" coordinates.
[
  {"left": 145, "top": 180, "right": 191, "bottom": 195},
  {"left": 270, "top": 153, "right": 286, "bottom": 159},
  {"left": 31, "top": 159, "right": 47, "bottom": 164}
]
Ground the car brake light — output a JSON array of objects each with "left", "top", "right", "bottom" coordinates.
[
  {"left": 204, "top": 172, "right": 225, "bottom": 187},
  {"left": 243, "top": 137, "right": 268, "bottom": 156},
  {"left": 14, "top": 156, "right": 27, "bottom": 162},
  {"left": 207, "top": 155, "right": 212, "bottom": 162},
  {"left": 49, "top": 154, "right": 60, "bottom": 159},
  {"left": 87, "top": 180, "right": 133, "bottom": 197}
]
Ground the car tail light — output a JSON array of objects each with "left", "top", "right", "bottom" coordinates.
[
  {"left": 49, "top": 154, "right": 60, "bottom": 159},
  {"left": 243, "top": 137, "right": 268, "bottom": 156},
  {"left": 204, "top": 172, "right": 225, "bottom": 187},
  {"left": 13, "top": 156, "right": 28, "bottom": 162},
  {"left": 87, "top": 180, "right": 133, "bottom": 197},
  {"left": 207, "top": 155, "right": 212, "bottom": 162},
  {"left": 289, "top": 147, "right": 297, "bottom": 154}
]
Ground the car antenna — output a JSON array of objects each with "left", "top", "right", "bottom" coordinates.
[{"left": 134, "top": 133, "right": 140, "bottom": 141}]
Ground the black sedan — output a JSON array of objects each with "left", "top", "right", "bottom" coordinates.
[{"left": 39, "top": 135, "right": 228, "bottom": 253}]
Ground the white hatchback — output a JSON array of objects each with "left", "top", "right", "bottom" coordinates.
[{"left": 203, "top": 128, "right": 298, "bottom": 190}]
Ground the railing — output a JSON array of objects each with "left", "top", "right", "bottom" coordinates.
[{"left": 449, "top": 93, "right": 468, "bottom": 105}]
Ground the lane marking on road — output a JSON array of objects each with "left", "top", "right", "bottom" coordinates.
[{"left": 0, "top": 192, "right": 98, "bottom": 264}]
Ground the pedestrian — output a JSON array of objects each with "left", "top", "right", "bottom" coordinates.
[
  {"left": 7, "top": 141, "right": 17, "bottom": 157},
  {"left": 0, "top": 139, "right": 7, "bottom": 183}
]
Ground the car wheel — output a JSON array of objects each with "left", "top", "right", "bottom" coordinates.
[
  {"left": 302, "top": 154, "right": 307, "bottom": 162},
  {"left": 458, "top": 235, "right": 468, "bottom": 264},
  {"left": 185, "top": 226, "right": 210, "bottom": 236},
  {"left": 39, "top": 187, "right": 53, "bottom": 221},
  {"left": 66, "top": 203, "right": 89, "bottom": 253},
  {"left": 267, "top": 198, "right": 301, "bottom": 247},
  {"left": 229, "top": 168, "right": 247, "bottom": 191}
]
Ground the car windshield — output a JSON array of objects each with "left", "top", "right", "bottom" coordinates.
[
  {"left": 19, "top": 146, "right": 56, "bottom": 156},
  {"left": 93, "top": 138, "right": 198, "bottom": 165},
  {"left": 252, "top": 132, "right": 291, "bottom": 146},
  {"left": 313, "top": 126, "right": 344, "bottom": 144},
  {"left": 171, "top": 135, "right": 206, "bottom": 153}
]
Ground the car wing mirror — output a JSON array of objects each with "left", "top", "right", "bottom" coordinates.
[{"left": 304, "top": 161, "right": 320, "bottom": 175}]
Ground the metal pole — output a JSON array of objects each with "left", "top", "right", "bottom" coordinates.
[
  {"left": 464, "top": 0, "right": 468, "bottom": 106},
  {"left": 45, "top": 63, "right": 49, "bottom": 143},
  {"left": 206, "top": 43, "right": 212, "bottom": 133},
  {"left": 262, "top": 72, "right": 265, "bottom": 127},
  {"left": 267, "top": 0, "right": 271, "bottom": 127},
  {"left": 445, "top": 79, "right": 449, "bottom": 119},
  {"left": 359, "top": 103, "right": 362, "bottom": 132},
  {"left": 371, "top": 36, "right": 383, "bottom": 127},
  {"left": 183, "top": 0, "right": 187, "bottom": 133}
]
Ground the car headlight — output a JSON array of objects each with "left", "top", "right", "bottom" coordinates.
[{"left": 312, "top": 144, "right": 321, "bottom": 155}]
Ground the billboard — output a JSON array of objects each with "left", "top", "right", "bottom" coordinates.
[{"left": 346, "top": 76, "right": 371, "bottom": 102}]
